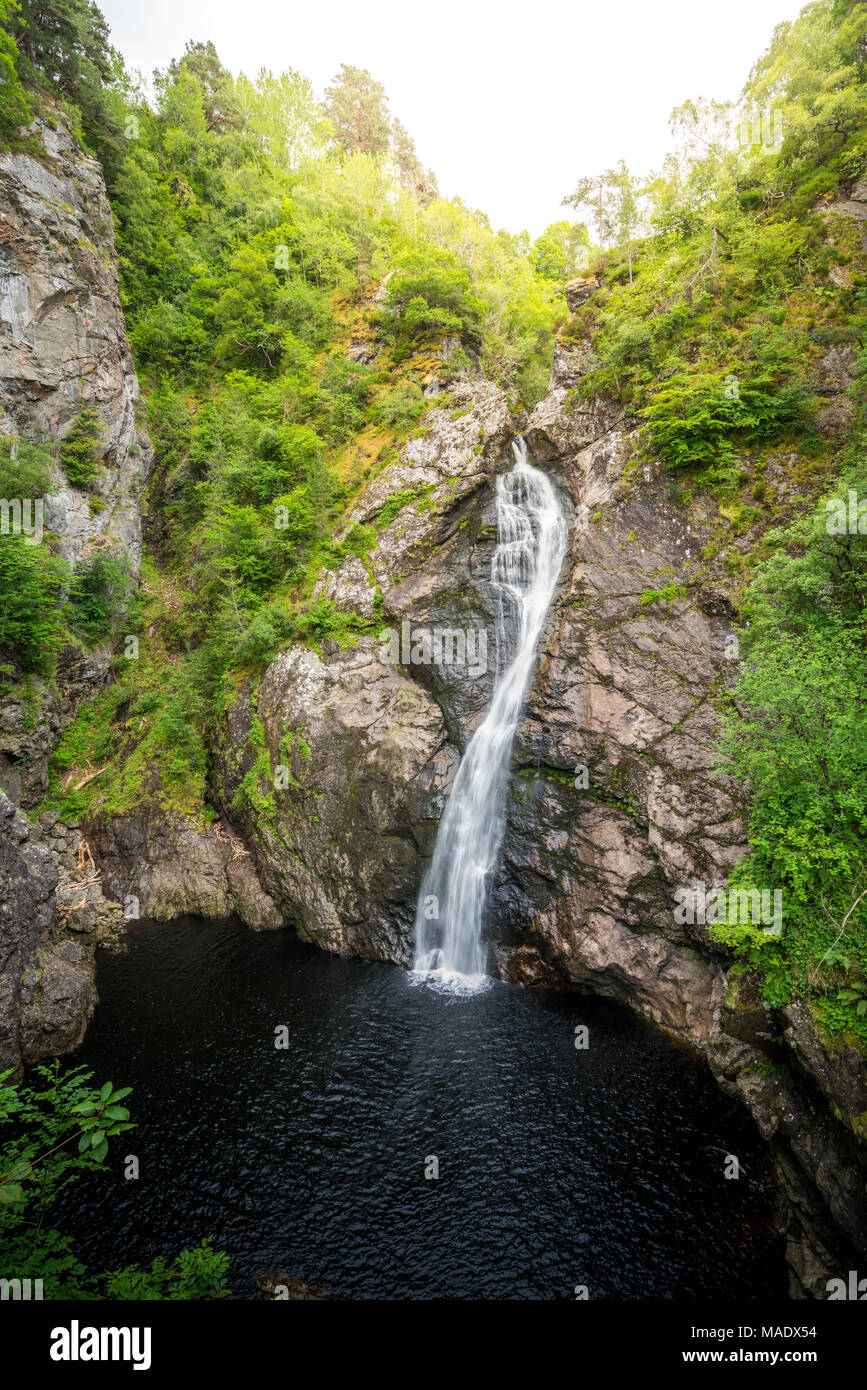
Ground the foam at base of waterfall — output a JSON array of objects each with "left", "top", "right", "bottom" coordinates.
[{"left": 409, "top": 964, "right": 492, "bottom": 996}]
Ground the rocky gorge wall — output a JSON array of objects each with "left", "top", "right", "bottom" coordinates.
[
  {"left": 0, "top": 114, "right": 150, "bottom": 1072},
  {"left": 0, "top": 114, "right": 152, "bottom": 805},
  {"left": 193, "top": 319, "right": 866, "bottom": 1297},
  {"left": 1, "top": 115, "right": 863, "bottom": 1296}
]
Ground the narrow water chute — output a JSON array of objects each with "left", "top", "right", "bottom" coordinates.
[{"left": 413, "top": 437, "right": 568, "bottom": 989}]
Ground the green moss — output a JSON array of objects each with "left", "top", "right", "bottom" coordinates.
[{"left": 639, "top": 582, "right": 686, "bottom": 607}]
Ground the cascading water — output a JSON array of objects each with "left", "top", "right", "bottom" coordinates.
[{"left": 413, "top": 437, "right": 568, "bottom": 989}]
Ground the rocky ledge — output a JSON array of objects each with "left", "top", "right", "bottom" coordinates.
[{"left": 0, "top": 792, "right": 123, "bottom": 1078}]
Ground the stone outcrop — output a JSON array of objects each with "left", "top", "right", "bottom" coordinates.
[
  {"left": 87, "top": 807, "right": 283, "bottom": 930},
  {"left": 0, "top": 114, "right": 154, "bottom": 1074},
  {"left": 211, "top": 374, "right": 517, "bottom": 960},
  {"left": 0, "top": 791, "right": 125, "bottom": 1077},
  {"left": 0, "top": 115, "right": 151, "bottom": 569},
  {"left": 0, "top": 643, "right": 110, "bottom": 808}
]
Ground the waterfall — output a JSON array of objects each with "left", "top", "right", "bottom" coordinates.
[{"left": 413, "top": 437, "right": 568, "bottom": 990}]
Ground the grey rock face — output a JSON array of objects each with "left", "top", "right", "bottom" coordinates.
[
  {"left": 0, "top": 789, "right": 116, "bottom": 1076},
  {"left": 87, "top": 806, "right": 283, "bottom": 930},
  {"left": 0, "top": 117, "right": 153, "bottom": 810},
  {"left": 0, "top": 117, "right": 152, "bottom": 569},
  {"left": 312, "top": 556, "right": 377, "bottom": 620},
  {"left": 0, "top": 644, "right": 111, "bottom": 807},
  {"left": 214, "top": 642, "right": 451, "bottom": 962}
]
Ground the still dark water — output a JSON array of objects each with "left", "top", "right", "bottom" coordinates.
[{"left": 58, "top": 916, "right": 786, "bottom": 1300}]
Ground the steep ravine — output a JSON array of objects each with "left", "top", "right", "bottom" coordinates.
[
  {"left": 196, "top": 328, "right": 865, "bottom": 1297},
  {"left": 1, "top": 120, "right": 864, "bottom": 1299}
]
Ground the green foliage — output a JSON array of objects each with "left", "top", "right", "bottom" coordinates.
[
  {"left": 0, "top": 0, "right": 29, "bottom": 132},
  {"left": 641, "top": 370, "right": 810, "bottom": 470},
  {"left": 372, "top": 380, "right": 426, "bottom": 432},
  {"left": 8, "top": 0, "right": 126, "bottom": 179},
  {"left": 373, "top": 486, "right": 426, "bottom": 529},
  {"left": 0, "top": 434, "right": 53, "bottom": 497},
  {"left": 530, "top": 220, "right": 590, "bottom": 281},
  {"left": 324, "top": 64, "right": 390, "bottom": 158},
  {"left": 60, "top": 409, "right": 101, "bottom": 488},
  {"left": 0, "top": 1064, "right": 229, "bottom": 1299},
  {"left": 338, "top": 523, "right": 376, "bottom": 558},
  {"left": 561, "top": 0, "right": 866, "bottom": 483},
  {"left": 382, "top": 245, "right": 482, "bottom": 345},
  {"left": 66, "top": 552, "right": 133, "bottom": 642},
  {"left": 716, "top": 452, "right": 867, "bottom": 1041},
  {"left": 102, "top": 1239, "right": 230, "bottom": 1300},
  {"left": 0, "top": 534, "right": 67, "bottom": 671},
  {"left": 639, "top": 581, "right": 686, "bottom": 606}
]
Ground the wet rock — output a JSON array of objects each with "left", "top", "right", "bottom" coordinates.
[
  {"left": 87, "top": 806, "right": 282, "bottom": 929},
  {"left": 0, "top": 789, "right": 99, "bottom": 1076},
  {"left": 213, "top": 640, "right": 450, "bottom": 962}
]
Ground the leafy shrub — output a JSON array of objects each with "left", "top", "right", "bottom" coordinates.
[
  {"left": 382, "top": 245, "right": 483, "bottom": 345},
  {"left": 130, "top": 299, "right": 211, "bottom": 372},
  {"left": 0, "top": 435, "right": 53, "bottom": 497},
  {"left": 372, "top": 380, "right": 426, "bottom": 432},
  {"left": 0, "top": 535, "right": 67, "bottom": 670},
  {"left": 0, "top": 1063, "right": 229, "bottom": 1300},
  {"left": 715, "top": 457, "right": 867, "bottom": 1041},
  {"left": 67, "top": 553, "right": 133, "bottom": 643},
  {"left": 60, "top": 410, "right": 102, "bottom": 488},
  {"left": 641, "top": 371, "right": 809, "bottom": 470}
]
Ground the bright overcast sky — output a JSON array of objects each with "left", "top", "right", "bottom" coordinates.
[{"left": 99, "top": 0, "right": 809, "bottom": 238}]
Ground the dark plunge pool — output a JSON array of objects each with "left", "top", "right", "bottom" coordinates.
[{"left": 57, "top": 916, "right": 786, "bottom": 1299}]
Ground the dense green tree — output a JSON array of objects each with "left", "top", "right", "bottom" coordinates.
[
  {"left": 0, "top": 535, "right": 67, "bottom": 671},
  {"left": 324, "top": 63, "right": 390, "bottom": 157},
  {"left": 564, "top": 162, "right": 642, "bottom": 279},
  {"left": 11, "top": 0, "right": 125, "bottom": 177},
  {"left": 167, "top": 39, "right": 242, "bottom": 133},
  {"left": 0, "top": 0, "right": 29, "bottom": 130},
  {"left": 530, "top": 220, "right": 590, "bottom": 281}
]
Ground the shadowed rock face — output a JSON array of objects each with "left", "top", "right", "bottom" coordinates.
[
  {"left": 494, "top": 342, "right": 748, "bottom": 1019},
  {"left": 88, "top": 806, "right": 282, "bottom": 931},
  {"left": 0, "top": 119, "right": 155, "bottom": 1074},
  {"left": 0, "top": 791, "right": 99, "bottom": 1077}
]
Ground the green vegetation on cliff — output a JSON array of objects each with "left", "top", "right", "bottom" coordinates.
[
  {"left": 0, "top": 3, "right": 573, "bottom": 818},
  {"left": 1, "top": 0, "right": 865, "bottom": 1045},
  {"left": 563, "top": 0, "right": 867, "bottom": 1043}
]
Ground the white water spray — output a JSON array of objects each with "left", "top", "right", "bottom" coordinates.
[{"left": 413, "top": 438, "right": 568, "bottom": 990}]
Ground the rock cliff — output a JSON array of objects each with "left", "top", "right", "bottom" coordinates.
[
  {"left": 0, "top": 114, "right": 150, "bottom": 1070},
  {"left": 205, "top": 333, "right": 866, "bottom": 1297},
  {"left": 0, "top": 114, "right": 152, "bottom": 808},
  {"left": 2, "top": 117, "right": 863, "bottom": 1295}
]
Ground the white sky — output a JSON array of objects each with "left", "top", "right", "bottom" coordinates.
[{"left": 98, "top": 0, "right": 809, "bottom": 238}]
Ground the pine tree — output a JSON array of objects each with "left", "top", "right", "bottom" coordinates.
[{"left": 324, "top": 64, "right": 390, "bottom": 158}]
